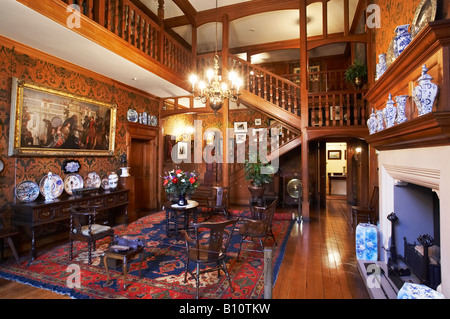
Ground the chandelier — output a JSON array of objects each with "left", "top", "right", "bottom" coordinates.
[{"left": 188, "top": 0, "right": 242, "bottom": 114}]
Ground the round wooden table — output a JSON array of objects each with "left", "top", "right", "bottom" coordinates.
[{"left": 163, "top": 200, "right": 199, "bottom": 238}]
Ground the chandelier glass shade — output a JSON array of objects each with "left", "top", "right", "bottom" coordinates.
[{"left": 189, "top": 55, "right": 242, "bottom": 114}]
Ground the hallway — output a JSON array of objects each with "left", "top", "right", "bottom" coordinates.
[{"left": 273, "top": 198, "right": 370, "bottom": 299}]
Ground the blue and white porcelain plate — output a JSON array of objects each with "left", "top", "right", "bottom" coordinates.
[
  {"left": 16, "top": 180, "right": 40, "bottom": 202},
  {"left": 150, "top": 115, "right": 158, "bottom": 126},
  {"left": 127, "top": 109, "right": 138, "bottom": 122}
]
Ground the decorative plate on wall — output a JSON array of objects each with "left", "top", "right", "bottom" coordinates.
[
  {"left": 127, "top": 109, "right": 138, "bottom": 122},
  {"left": 39, "top": 174, "right": 64, "bottom": 199},
  {"left": 0, "top": 159, "right": 4, "bottom": 173},
  {"left": 64, "top": 173, "right": 84, "bottom": 195},
  {"left": 85, "top": 172, "right": 101, "bottom": 188},
  {"left": 411, "top": 0, "right": 437, "bottom": 39},
  {"left": 16, "top": 180, "right": 40, "bottom": 202}
]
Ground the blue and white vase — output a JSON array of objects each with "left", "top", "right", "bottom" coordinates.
[
  {"left": 376, "top": 53, "right": 387, "bottom": 81},
  {"left": 44, "top": 172, "right": 55, "bottom": 202},
  {"left": 394, "top": 24, "right": 411, "bottom": 58},
  {"left": 395, "top": 95, "right": 409, "bottom": 124},
  {"left": 367, "top": 108, "right": 377, "bottom": 135},
  {"left": 356, "top": 223, "right": 378, "bottom": 261},
  {"left": 376, "top": 109, "right": 385, "bottom": 132},
  {"left": 413, "top": 65, "right": 439, "bottom": 116},
  {"left": 383, "top": 94, "right": 397, "bottom": 128}
]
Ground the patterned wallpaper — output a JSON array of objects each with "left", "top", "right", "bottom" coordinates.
[
  {"left": 0, "top": 42, "right": 159, "bottom": 216},
  {"left": 372, "top": 0, "right": 423, "bottom": 58}
]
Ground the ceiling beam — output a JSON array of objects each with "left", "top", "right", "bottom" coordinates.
[
  {"left": 228, "top": 32, "right": 369, "bottom": 56},
  {"left": 172, "top": 0, "right": 198, "bottom": 27},
  {"left": 165, "top": 0, "right": 322, "bottom": 28}
]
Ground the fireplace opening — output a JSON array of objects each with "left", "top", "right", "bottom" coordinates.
[{"left": 388, "top": 183, "right": 441, "bottom": 290}]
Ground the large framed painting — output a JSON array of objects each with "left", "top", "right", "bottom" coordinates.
[{"left": 8, "top": 78, "right": 117, "bottom": 157}]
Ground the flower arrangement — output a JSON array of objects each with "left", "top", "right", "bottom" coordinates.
[{"left": 163, "top": 169, "right": 200, "bottom": 196}]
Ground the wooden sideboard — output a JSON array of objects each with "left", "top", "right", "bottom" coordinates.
[{"left": 11, "top": 188, "right": 129, "bottom": 260}]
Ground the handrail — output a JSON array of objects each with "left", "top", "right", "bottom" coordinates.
[
  {"left": 308, "top": 90, "right": 368, "bottom": 127},
  {"left": 60, "top": 0, "right": 193, "bottom": 76},
  {"left": 229, "top": 55, "right": 301, "bottom": 117},
  {"left": 195, "top": 53, "right": 302, "bottom": 118}
]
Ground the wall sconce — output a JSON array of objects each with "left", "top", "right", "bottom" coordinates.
[{"left": 355, "top": 147, "right": 362, "bottom": 153}]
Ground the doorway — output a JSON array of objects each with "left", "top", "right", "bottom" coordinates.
[
  {"left": 126, "top": 123, "right": 159, "bottom": 219},
  {"left": 325, "top": 142, "right": 347, "bottom": 197}
]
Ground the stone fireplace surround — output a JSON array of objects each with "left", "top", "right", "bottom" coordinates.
[{"left": 378, "top": 146, "right": 450, "bottom": 297}]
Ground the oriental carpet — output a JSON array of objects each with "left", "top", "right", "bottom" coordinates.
[{"left": 0, "top": 209, "right": 294, "bottom": 299}]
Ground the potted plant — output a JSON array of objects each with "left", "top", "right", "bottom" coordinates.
[
  {"left": 244, "top": 157, "right": 275, "bottom": 200},
  {"left": 345, "top": 60, "right": 368, "bottom": 89}
]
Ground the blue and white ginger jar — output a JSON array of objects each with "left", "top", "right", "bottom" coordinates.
[
  {"left": 356, "top": 223, "right": 378, "bottom": 261},
  {"left": 413, "top": 65, "right": 439, "bottom": 116},
  {"left": 367, "top": 109, "right": 377, "bottom": 135},
  {"left": 395, "top": 95, "right": 409, "bottom": 124},
  {"left": 376, "top": 109, "right": 385, "bottom": 132},
  {"left": 376, "top": 53, "right": 387, "bottom": 81},
  {"left": 383, "top": 94, "right": 397, "bottom": 128}
]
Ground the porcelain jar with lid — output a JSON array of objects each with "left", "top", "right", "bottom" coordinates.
[
  {"left": 108, "top": 172, "right": 119, "bottom": 189},
  {"left": 376, "top": 53, "right": 387, "bottom": 81},
  {"left": 367, "top": 109, "right": 377, "bottom": 135},
  {"left": 383, "top": 94, "right": 397, "bottom": 128},
  {"left": 413, "top": 65, "right": 438, "bottom": 116},
  {"left": 395, "top": 95, "right": 409, "bottom": 124}
]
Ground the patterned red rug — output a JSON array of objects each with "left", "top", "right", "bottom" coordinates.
[{"left": 0, "top": 210, "right": 294, "bottom": 299}]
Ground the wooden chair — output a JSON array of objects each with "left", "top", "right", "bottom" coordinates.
[
  {"left": 237, "top": 197, "right": 278, "bottom": 260},
  {"left": 0, "top": 228, "right": 20, "bottom": 265},
  {"left": 69, "top": 205, "right": 114, "bottom": 265},
  {"left": 206, "top": 186, "right": 230, "bottom": 219},
  {"left": 351, "top": 186, "right": 379, "bottom": 227},
  {"left": 180, "top": 219, "right": 238, "bottom": 299}
]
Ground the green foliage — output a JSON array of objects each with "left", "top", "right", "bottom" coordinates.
[
  {"left": 344, "top": 60, "right": 368, "bottom": 82},
  {"left": 244, "top": 157, "right": 275, "bottom": 187}
]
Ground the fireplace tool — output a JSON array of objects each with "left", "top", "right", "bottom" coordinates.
[{"left": 387, "top": 212, "right": 411, "bottom": 288}]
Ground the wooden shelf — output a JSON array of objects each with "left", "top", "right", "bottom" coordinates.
[
  {"left": 365, "top": 112, "right": 450, "bottom": 150},
  {"left": 365, "top": 20, "right": 450, "bottom": 151}
]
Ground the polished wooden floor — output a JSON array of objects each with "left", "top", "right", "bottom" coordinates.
[{"left": 0, "top": 197, "right": 369, "bottom": 299}]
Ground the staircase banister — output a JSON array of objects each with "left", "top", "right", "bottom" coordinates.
[{"left": 229, "top": 54, "right": 301, "bottom": 88}]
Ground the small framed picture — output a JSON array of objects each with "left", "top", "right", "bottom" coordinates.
[
  {"left": 204, "top": 130, "right": 215, "bottom": 145},
  {"left": 255, "top": 119, "right": 261, "bottom": 126},
  {"left": 235, "top": 133, "right": 247, "bottom": 144},
  {"left": 328, "top": 150, "right": 341, "bottom": 160},
  {"left": 177, "top": 141, "right": 188, "bottom": 160},
  {"left": 234, "top": 122, "right": 247, "bottom": 133}
]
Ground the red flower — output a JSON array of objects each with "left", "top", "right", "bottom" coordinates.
[
  {"left": 172, "top": 177, "right": 178, "bottom": 184},
  {"left": 163, "top": 179, "right": 168, "bottom": 186},
  {"left": 176, "top": 169, "right": 182, "bottom": 174},
  {"left": 189, "top": 177, "right": 196, "bottom": 184}
]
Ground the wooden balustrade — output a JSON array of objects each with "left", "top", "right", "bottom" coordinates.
[
  {"left": 60, "top": 0, "right": 192, "bottom": 76},
  {"left": 284, "top": 69, "right": 348, "bottom": 92},
  {"left": 308, "top": 90, "right": 367, "bottom": 127}
]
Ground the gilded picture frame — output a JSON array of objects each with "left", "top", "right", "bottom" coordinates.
[{"left": 8, "top": 78, "right": 117, "bottom": 157}]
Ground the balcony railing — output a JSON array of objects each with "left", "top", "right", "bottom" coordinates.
[
  {"left": 61, "top": 0, "right": 192, "bottom": 76},
  {"left": 308, "top": 90, "right": 367, "bottom": 127}
]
